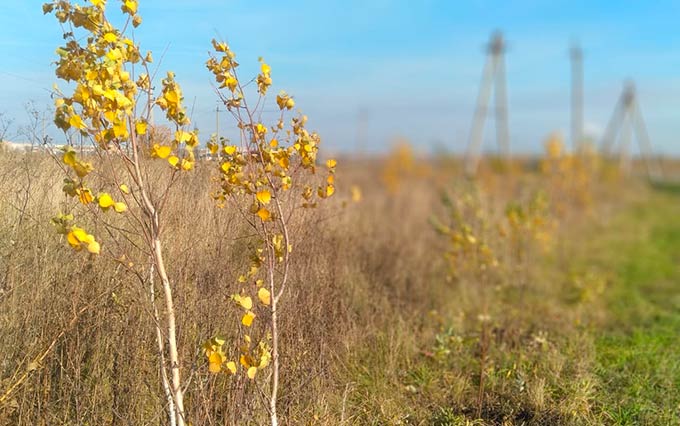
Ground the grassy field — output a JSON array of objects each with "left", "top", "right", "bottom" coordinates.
[
  {"left": 591, "top": 182, "right": 680, "bottom": 425},
  {"left": 0, "top": 150, "right": 678, "bottom": 425}
]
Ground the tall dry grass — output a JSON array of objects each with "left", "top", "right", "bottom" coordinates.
[{"left": 0, "top": 149, "right": 657, "bottom": 425}]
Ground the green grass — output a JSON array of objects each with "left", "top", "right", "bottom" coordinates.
[{"left": 593, "top": 183, "right": 680, "bottom": 425}]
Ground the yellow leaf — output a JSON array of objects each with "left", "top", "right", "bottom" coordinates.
[
  {"left": 152, "top": 144, "right": 172, "bottom": 159},
  {"left": 240, "top": 354, "right": 251, "bottom": 368},
  {"left": 225, "top": 361, "right": 237, "bottom": 374},
  {"left": 168, "top": 156, "right": 179, "bottom": 167},
  {"left": 256, "top": 208, "right": 271, "bottom": 221},
  {"left": 71, "top": 227, "right": 89, "bottom": 243},
  {"left": 63, "top": 151, "right": 76, "bottom": 167},
  {"left": 256, "top": 190, "right": 271, "bottom": 205},
  {"left": 247, "top": 366, "right": 257, "bottom": 380},
  {"left": 207, "top": 141, "right": 218, "bottom": 155},
  {"left": 326, "top": 159, "right": 337, "bottom": 168},
  {"left": 72, "top": 161, "right": 94, "bottom": 178},
  {"left": 105, "top": 48, "right": 122, "bottom": 62},
  {"left": 180, "top": 159, "right": 194, "bottom": 171},
  {"left": 164, "top": 89, "right": 179, "bottom": 104},
  {"left": 257, "top": 288, "right": 271, "bottom": 306},
  {"left": 76, "top": 188, "right": 93, "bottom": 205},
  {"left": 123, "top": 0, "right": 138, "bottom": 14},
  {"left": 69, "top": 115, "right": 87, "bottom": 130},
  {"left": 327, "top": 185, "right": 335, "bottom": 197},
  {"left": 119, "top": 184, "right": 130, "bottom": 194},
  {"left": 135, "top": 121, "right": 147, "bottom": 135},
  {"left": 281, "top": 176, "right": 292, "bottom": 190},
  {"left": 98, "top": 193, "right": 115, "bottom": 209},
  {"left": 260, "top": 62, "right": 271, "bottom": 75},
  {"left": 87, "top": 241, "right": 100, "bottom": 254},
  {"left": 208, "top": 352, "right": 222, "bottom": 373},
  {"left": 223, "top": 145, "right": 237, "bottom": 155},
  {"left": 242, "top": 311, "right": 256, "bottom": 327},
  {"left": 113, "top": 119, "right": 128, "bottom": 139},
  {"left": 103, "top": 32, "right": 117, "bottom": 43},
  {"left": 234, "top": 295, "right": 253, "bottom": 310},
  {"left": 66, "top": 231, "right": 81, "bottom": 249},
  {"left": 175, "top": 130, "right": 192, "bottom": 143},
  {"left": 225, "top": 76, "right": 237, "bottom": 91},
  {"left": 113, "top": 202, "right": 127, "bottom": 213}
]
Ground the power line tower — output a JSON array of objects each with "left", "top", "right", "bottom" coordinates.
[
  {"left": 465, "top": 31, "right": 511, "bottom": 176},
  {"left": 570, "top": 43, "right": 584, "bottom": 152},
  {"left": 601, "top": 81, "right": 661, "bottom": 179}
]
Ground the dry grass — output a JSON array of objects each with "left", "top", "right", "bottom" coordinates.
[{"left": 0, "top": 150, "right": 674, "bottom": 425}]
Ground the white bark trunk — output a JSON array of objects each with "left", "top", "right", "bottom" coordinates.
[{"left": 152, "top": 238, "right": 185, "bottom": 426}]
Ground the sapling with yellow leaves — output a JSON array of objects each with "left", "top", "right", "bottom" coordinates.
[
  {"left": 541, "top": 133, "right": 597, "bottom": 215},
  {"left": 44, "top": 1, "right": 196, "bottom": 425},
  {"left": 202, "top": 39, "right": 336, "bottom": 426},
  {"left": 431, "top": 188, "right": 497, "bottom": 417}
]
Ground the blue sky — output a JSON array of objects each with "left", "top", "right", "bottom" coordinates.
[{"left": 2, "top": 1, "right": 680, "bottom": 155}]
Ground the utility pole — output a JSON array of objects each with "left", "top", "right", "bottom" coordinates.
[
  {"left": 465, "top": 31, "right": 511, "bottom": 176},
  {"left": 570, "top": 43, "right": 584, "bottom": 153},
  {"left": 601, "top": 81, "right": 662, "bottom": 179}
]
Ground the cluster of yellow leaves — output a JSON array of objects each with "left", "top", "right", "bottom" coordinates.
[
  {"left": 149, "top": 128, "right": 199, "bottom": 171},
  {"left": 208, "top": 106, "right": 335, "bottom": 219},
  {"left": 156, "top": 72, "right": 190, "bottom": 127},
  {"left": 432, "top": 193, "right": 498, "bottom": 279},
  {"left": 501, "top": 192, "right": 554, "bottom": 252},
  {"left": 228, "top": 246, "right": 273, "bottom": 325},
  {"left": 51, "top": 214, "right": 100, "bottom": 254},
  {"left": 434, "top": 186, "right": 558, "bottom": 284},
  {"left": 66, "top": 226, "right": 101, "bottom": 254},
  {"left": 62, "top": 146, "right": 93, "bottom": 178},
  {"left": 205, "top": 40, "right": 242, "bottom": 108},
  {"left": 256, "top": 57, "right": 272, "bottom": 95},
  {"left": 540, "top": 133, "right": 598, "bottom": 213},
  {"left": 203, "top": 333, "right": 271, "bottom": 380},
  {"left": 202, "top": 337, "right": 236, "bottom": 374},
  {"left": 97, "top": 192, "right": 127, "bottom": 213},
  {"left": 46, "top": 0, "right": 148, "bottom": 146},
  {"left": 46, "top": 1, "right": 195, "bottom": 172},
  {"left": 239, "top": 336, "right": 271, "bottom": 379}
]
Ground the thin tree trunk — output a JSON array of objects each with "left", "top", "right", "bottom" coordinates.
[
  {"left": 129, "top": 121, "right": 185, "bottom": 425},
  {"left": 150, "top": 263, "right": 177, "bottom": 426},
  {"left": 152, "top": 237, "right": 185, "bottom": 426},
  {"left": 269, "top": 264, "right": 279, "bottom": 426}
]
